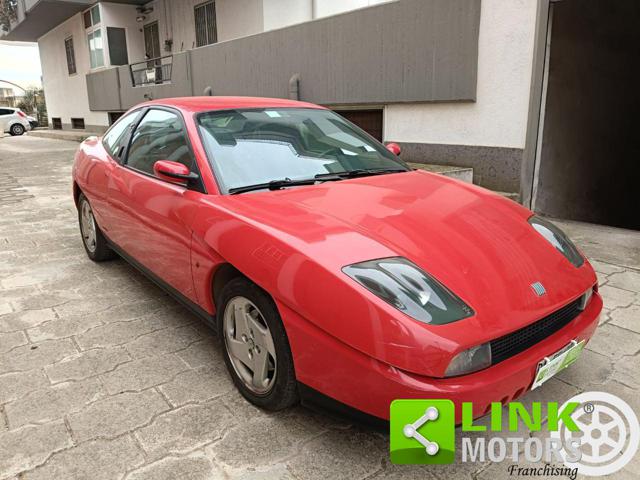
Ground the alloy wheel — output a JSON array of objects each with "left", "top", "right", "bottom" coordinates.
[
  {"left": 223, "top": 296, "right": 277, "bottom": 395},
  {"left": 80, "top": 200, "right": 97, "bottom": 253}
]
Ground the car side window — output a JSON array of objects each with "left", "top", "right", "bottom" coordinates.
[
  {"left": 0, "top": 109, "right": 12, "bottom": 116},
  {"left": 125, "top": 109, "right": 193, "bottom": 176},
  {"left": 103, "top": 111, "right": 140, "bottom": 159}
]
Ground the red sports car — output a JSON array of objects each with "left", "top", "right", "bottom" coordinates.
[{"left": 73, "top": 97, "right": 602, "bottom": 423}]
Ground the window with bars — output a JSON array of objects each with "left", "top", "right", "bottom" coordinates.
[
  {"left": 64, "top": 37, "right": 76, "bottom": 75},
  {"left": 195, "top": 1, "right": 217, "bottom": 47}
]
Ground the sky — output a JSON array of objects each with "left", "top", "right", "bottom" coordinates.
[{"left": 0, "top": 41, "right": 42, "bottom": 94}]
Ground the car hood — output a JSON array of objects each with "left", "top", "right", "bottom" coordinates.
[{"left": 210, "top": 171, "right": 596, "bottom": 372}]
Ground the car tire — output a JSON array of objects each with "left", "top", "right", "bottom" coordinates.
[
  {"left": 78, "top": 193, "right": 115, "bottom": 262},
  {"left": 9, "top": 124, "right": 25, "bottom": 136},
  {"left": 217, "top": 277, "right": 299, "bottom": 411}
]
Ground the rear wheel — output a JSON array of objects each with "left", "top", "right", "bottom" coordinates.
[
  {"left": 9, "top": 124, "right": 25, "bottom": 136},
  {"left": 78, "top": 193, "right": 115, "bottom": 261},
  {"left": 218, "top": 277, "right": 298, "bottom": 410}
]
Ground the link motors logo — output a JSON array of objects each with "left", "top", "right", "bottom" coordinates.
[{"left": 390, "top": 392, "right": 639, "bottom": 476}]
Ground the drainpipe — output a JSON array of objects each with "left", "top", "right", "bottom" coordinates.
[{"left": 288, "top": 74, "right": 300, "bottom": 101}]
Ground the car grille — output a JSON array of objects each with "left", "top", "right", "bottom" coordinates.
[{"left": 490, "top": 298, "right": 583, "bottom": 365}]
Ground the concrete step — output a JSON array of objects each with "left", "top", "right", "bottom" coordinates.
[
  {"left": 408, "top": 162, "right": 520, "bottom": 202},
  {"left": 28, "top": 129, "right": 100, "bottom": 142},
  {"left": 407, "top": 162, "right": 474, "bottom": 184},
  {"left": 495, "top": 191, "right": 520, "bottom": 202}
]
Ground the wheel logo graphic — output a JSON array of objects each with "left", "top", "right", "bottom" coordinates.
[{"left": 550, "top": 391, "right": 639, "bottom": 476}]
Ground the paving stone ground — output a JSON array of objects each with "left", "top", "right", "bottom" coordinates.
[{"left": 1, "top": 135, "right": 639, "bottom": 479}]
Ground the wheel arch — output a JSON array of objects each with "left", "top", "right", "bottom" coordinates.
[
  {"left": 73, "top": 182, "right": 82, "bottom": 208},
  {"left": 211, "top": 263, "right": 246, "bottom": 309}
]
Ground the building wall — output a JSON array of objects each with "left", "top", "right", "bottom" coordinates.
[
  {"left": 384, "top": 0, "right": 538, "bottom": 191},
  {"left": 140, "top": 0, "right": 263, "bottom": 56},
  {"left": 88, "top": 0, "right": 479, "bottom": 111},
  {"left": 217, "top": 0, "right": 264, "bottom": 41},
  {"left": 314, "top": 0, "right": 391, "bottom": 18},
  {"left": 100, "top": 2, "right": 146, "bottom": 65},
  {"left": 263, "top": 0, "right": 312, "bottom": 31},
  {"left": 37, "top": 13, "right": 109, "bottom": 130},
  {"left": 263, "top": 0, "right": 392, "bottom": 31}
]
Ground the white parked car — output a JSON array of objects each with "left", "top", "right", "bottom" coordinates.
[{"left": 0, "top": 107, "right": 32, "bottom": 136}]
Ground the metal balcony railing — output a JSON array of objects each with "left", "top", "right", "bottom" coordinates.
[{"left": 129, "top": 55, "right": 173, "bottom": 87}]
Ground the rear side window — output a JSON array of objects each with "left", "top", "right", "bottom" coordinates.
[
  {"left": 103, "top": 110, "right": 140, "bottom": 159},
  {"left": 0, "top": 109, "right": 13, "bottom": 116},
  {"left": 126, "top": 109, "right": 193, "bottom": 175}
]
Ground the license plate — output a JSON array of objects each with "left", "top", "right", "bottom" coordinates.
[{"left": 532, "top": 339, "right": 585, "bottom": 389}]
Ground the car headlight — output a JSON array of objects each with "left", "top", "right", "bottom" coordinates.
[
  {"left": 342, "top": 257, "right": 473, "bottom": 325},
  {"left": 444, "top": 342, "right": 492, "bottom": 377},
  {"left": 529, "top": 216, "right": 584, "bottom": 268},
  {"left": 578, "top": 286, "right": 594, "bottom": 311}
]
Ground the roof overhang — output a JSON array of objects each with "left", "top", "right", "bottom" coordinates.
[{"left": 2, "top": 0, "right": 148, "bottom": 42}]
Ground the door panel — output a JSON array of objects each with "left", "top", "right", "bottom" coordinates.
[
  {"left": 106, "top": 107, "right": 200, "bottom": 302},
  {"left": 107, "top": 168, "right": 200, "bottom": 302}
]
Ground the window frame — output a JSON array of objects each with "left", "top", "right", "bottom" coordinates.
[
  {"left": 84, "top": 5, "right": 100, "bottom": 29},
  {"left": 118, "top": 106, "right": 206, "bottom": 193},
  {"left": 101, "top": 108, "right": 143, "bottom": 162},
  {"left": 84, "top": 5, "right": 104, "bottom": 69},
  {"left": 87, "top": 28, "right": 105, "bottom": 69},
  {"left": 64, "top": 36, "right": 77, "bottom": 75},
  {"left": 194, "top": 0, "right": 217, "bottom": 48}
]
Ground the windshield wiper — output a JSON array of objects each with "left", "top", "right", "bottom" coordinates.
[
  {"left": 228, "top": 175, "right": 343, "bottom": 195},
  {"left": 228, "top": 168, "right": 408, "bottom": 194},
  {"left": 315, "top": 168, "right": 408, "bottom": 179}
]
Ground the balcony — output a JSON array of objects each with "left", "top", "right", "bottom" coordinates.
[
  {"left": 129, "top": 55, "right": 173, "bottom": 87},
  {"left": 86, "top": 0, "right": 481, "bottom": 114},
  {"left": 86, "top": 51, "right": 191, "bottom": 112}
]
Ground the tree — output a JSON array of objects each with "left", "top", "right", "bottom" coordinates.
[
  {"left": 16, "top": 88, "right": 37, "bottom": 113},
  {"left": 16, "top": 87, "right": 46, "bottom": 123},
  {"left": 0, "top": 0, "right": 17, "bottom": 33}
]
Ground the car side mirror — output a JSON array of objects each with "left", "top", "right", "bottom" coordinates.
[
  {"left": 385, "top": 142, "right": 402, "bottom": 156},
  {"left": 153, "top": 160, "right": 198, "bottom": 185}
]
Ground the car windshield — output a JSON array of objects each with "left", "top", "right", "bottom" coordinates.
[{"left": 197, "top": 108, "right": 409, "bottom": 193}]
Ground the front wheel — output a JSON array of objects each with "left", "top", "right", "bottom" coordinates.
[
  {"left": 9, "top": 124, "right": 25, "bottom": 136},
  {"left": 78, "top": 193, "right": 115, "bottom": 262},
  {"left": 218, "top": 277, "right": 299, "bottom": 411}
]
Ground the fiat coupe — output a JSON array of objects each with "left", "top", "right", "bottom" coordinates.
[{"left": 72, "top": 97, "right": 602, "bottom": 422}]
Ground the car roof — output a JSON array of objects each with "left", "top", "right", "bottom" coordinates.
[{"left": 140, "top": 96, "right": 326, "bottom": 113}]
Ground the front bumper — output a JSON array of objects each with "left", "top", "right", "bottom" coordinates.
[{"left": 280, "top": 292, "right": 603, "bottom": 421}]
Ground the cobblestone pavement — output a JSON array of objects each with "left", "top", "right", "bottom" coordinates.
[{"left": 1, "top": 135, "right": 639, "bottom": 480}]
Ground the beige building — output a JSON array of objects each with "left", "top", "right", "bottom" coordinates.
[{"left": 1, "top": 0, "right": 637, "bottom": 230}]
